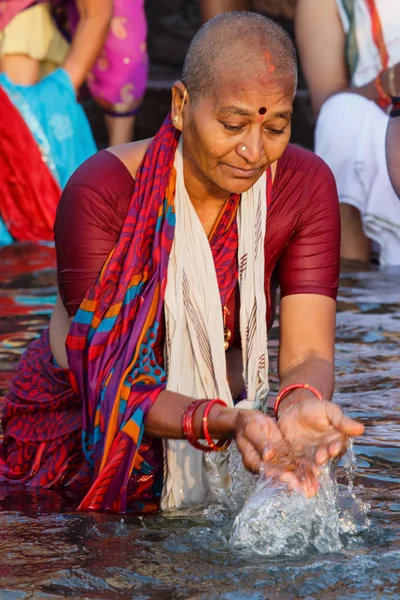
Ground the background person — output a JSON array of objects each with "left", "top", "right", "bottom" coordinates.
[
  {"left": 296, "top": 0, "right": 400, "bottom": 266},
  {"left": 386, "top": 97, "right": 400, "bottom": 198},
  {"left": 0, "top": 0, "right": 148, "bottom": 145},
  {"left": 0, "top": 0, "right": 102, "bottom": 245},
  {"left": 0, "top": 68, "right": 96, "bottom": 246}
]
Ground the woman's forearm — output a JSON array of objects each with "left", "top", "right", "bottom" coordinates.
[
  {"left": 145, "top": 390, "right": 238, "bottom": 439},
  {"left": 344, "top": 71, "right": 390, "bottom": 103},
  {"left": 320, "top": 68, "right": 397, "bottom": 114},
  {"left": 277, "top": 355, "right": 335, "bottom": 416},
  {"left": 63, "top": 0, "right": 113, "bottom": 90}
]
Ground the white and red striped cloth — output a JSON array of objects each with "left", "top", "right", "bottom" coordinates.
[{"left": 161, "top": 138, "right": 269, "bottom": 509}]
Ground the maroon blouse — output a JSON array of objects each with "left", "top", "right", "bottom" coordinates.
[{"left": 55, "top": 144, "right": 340, "bottom": 345}]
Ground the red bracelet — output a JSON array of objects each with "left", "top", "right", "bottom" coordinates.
[
  {"left": 274, "top": 383, "right": 324, "bottom": 420},
  {"left": 202, "top": 399, "right": 232, "bottom": 452},
  {"left": 375, "top": 71, "right": 391, "bottom": 109},
  {"left": 182, "top": 400, "right": 211, "bottom": 451},
  {"left": 183, "top": 399, "right": 233, "bottom": 452}
]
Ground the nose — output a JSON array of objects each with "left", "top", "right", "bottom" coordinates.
[{"left": 237, "top": 129, "right": 264, "bottom": 164}]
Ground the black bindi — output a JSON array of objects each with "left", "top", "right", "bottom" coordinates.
[{"left": 258, "top": 107, "right": 267, "bottom": 115}]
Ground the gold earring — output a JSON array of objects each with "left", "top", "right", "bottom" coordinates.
[{"left": 173, "top": 88, "right": 188, "bottom": 124}]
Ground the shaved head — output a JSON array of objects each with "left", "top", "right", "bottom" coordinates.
[{"left": 182, "top": 11, "right": 298, "bottom": 103}]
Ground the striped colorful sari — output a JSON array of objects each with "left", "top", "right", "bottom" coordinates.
[
  {"left": 66, "top": 117, "right": 240, "bottom": 513},
  {"left": 65, "top": 118, "right": 178, "bottom": 512}
]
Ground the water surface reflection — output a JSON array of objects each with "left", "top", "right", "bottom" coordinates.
[{"left": 0, "top": 244, "right": 399, "bottom": 600}]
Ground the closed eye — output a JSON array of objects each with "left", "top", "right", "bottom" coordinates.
[
  {"left": 222, "top": 123, "right": 244, "bottom": 132},
  {"left": 267, "top": 128, "right": 285, "bottom": 135}
]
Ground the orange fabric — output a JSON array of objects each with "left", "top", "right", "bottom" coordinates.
[
  {"left": 364, "top": 0, "right": 389, "bottom": 70},
  {"left": 0, "top": 86, "right": 60, "bottom": 241}
]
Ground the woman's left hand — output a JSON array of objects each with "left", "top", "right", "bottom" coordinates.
[{"left": 277, "top": 397, "right": 365, "bottom": 466}]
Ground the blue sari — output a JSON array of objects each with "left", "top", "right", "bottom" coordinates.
[{"left": 0, "top": 68, "right": 96, "bottom": 246}]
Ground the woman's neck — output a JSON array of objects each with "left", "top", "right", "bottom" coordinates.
[
  {"left": 182, "top": 156, "right": 231, "bottom": 238},
  {"left": 183, "top": 153, "right": 230, "bottom": 208}
]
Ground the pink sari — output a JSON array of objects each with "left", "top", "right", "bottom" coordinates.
[{"left": 87, "top": 0, "right": 148, "bottom": 116}]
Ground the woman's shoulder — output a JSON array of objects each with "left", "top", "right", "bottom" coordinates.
[
  {"left": 280, "top": 143, "right": 334, "bottom": 177},
  {"left": 66, "top": 137, "right": 153, "bottom": 191},
  {"left": 107, "top": 138, "right": 153, "bottom": 180},
  {"left": 66, "top": 148, "right": 134, "bottom": 191},
  {"left": 276, "top": 144, "right": 336, "bottom": 192},
  {"left": 58, "top": 148, "right": 137, "bottom": 230}
]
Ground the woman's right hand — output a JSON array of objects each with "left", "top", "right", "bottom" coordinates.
[
  {"left": 234, "top": 409, "right": 320, "bottom": 497},
  {"left": 234, "top": 409, "right": 282, "bottom": 473}
]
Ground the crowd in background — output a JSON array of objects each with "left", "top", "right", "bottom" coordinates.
[{"left": 0, "top": 0, "right": 399, "bottom": 259}]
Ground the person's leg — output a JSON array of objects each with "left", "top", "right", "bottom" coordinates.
[
  {"left": 104, "top": 113, "right": 136, "bottom": 146},
  {"left": 339, "top": 203, "right": 371, "bottom": 263}
]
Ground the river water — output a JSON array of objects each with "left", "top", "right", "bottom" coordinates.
[{"left": 0, "top": 242, "right": 399, "bottom": 600}]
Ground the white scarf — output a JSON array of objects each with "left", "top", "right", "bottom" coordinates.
[{"left": 161, "top": 138, "right": 269, "bottom": 509}]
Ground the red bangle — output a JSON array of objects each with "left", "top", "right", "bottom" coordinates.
[
  {"left": 202, "top": 399, "right": 232, "bottom": 452},
  {"left": 274, "top": 383, "right": 324, "bottom": 420},
  {"left": 182, "top": 400, "right": 211, "bottom": 451},
  {"left": 375, "top": 71, "right": 391, "bottom": 109}
]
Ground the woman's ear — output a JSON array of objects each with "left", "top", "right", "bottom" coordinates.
[{"left": 171, "top": 81, "right": 188, "bottom": 132}]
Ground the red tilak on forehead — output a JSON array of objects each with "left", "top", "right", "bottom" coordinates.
[
  {"left": 264, "top": 50, "right": 276, "bottom": 73},
  {"left": 258, "top": 107, "right": 267, "bottom": 115}
]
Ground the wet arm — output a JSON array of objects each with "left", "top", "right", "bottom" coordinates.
[
  {"left": 276, "top": 294, "right": 364, "bottom": 458},
  {"left": 277, "top": 294, "right": 336, "bottom": 413},
  {"left": 63, "top": 0, "right": 113, "bottom": 90},
  {"left": 295, "top": 0, "right": 396, "bottom": 116},
  {"left": 276, "top": 155, "right": 340, "bottom": 413},
  {"left": 145, "top": 390, "right": 238, "bottom": 439},
  {"left": 145, "top": 390, "right": 285, "bottom": 475}
]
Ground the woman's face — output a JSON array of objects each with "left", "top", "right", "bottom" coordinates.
[{"left": 177, "top": 74, "right": 294, "bottom": 196}]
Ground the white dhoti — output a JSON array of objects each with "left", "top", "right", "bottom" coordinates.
[{"left": 315, "top": 92, "right": 400, "bottom": 266}]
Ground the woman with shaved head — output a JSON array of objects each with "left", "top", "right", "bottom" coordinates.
[{"left": 0, "top": 12, "right": 363, "bottom": 513}]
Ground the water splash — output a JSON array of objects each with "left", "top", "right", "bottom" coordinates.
[
  {"left": 230, "top": 465, "right": 342, "bottom": 556},
  {"left": 230, "top": 444, "right": 370, "bottom": 557},
  {"left": 338, "top": 439, "right": 371, "bottom": 535}
]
